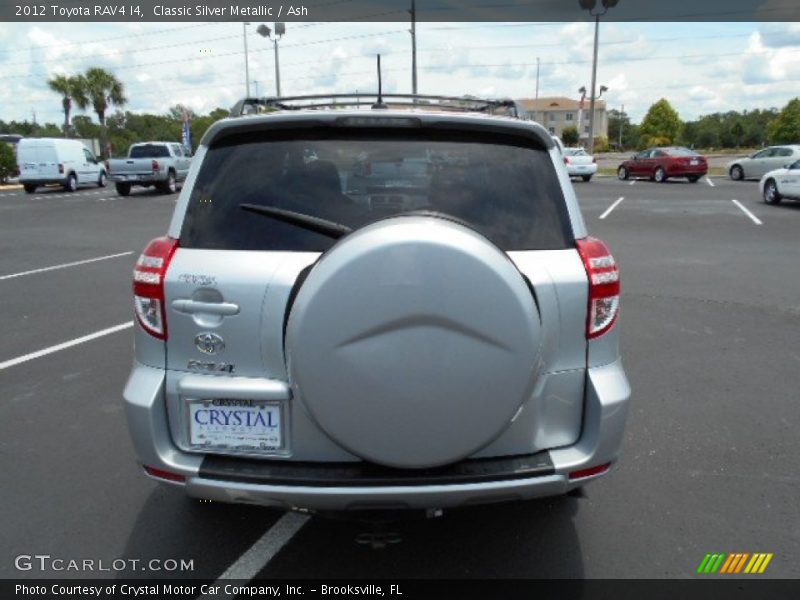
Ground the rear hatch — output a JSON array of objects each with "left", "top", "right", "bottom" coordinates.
[
  {"left": 18, "top": 143, "right": 60, "bottom": 181},
  {"left": 160, "top": 122, "right": 589, "bottom": 462}
]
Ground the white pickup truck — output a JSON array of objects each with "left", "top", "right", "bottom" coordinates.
[{"left": 108, "top": 142, "right": 192, "bottom": 196}]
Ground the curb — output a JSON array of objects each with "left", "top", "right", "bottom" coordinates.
[{"left": 0, "top": 184, "right": 23, "bottom": 191}]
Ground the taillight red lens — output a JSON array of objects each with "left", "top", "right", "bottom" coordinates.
[
  {"left": 564, "top": 156, "right": 570, "bottom": 164},
  {"left": 152, "top": 159, "right": 160, "bottom": 171},
  {"left": 58, "top": 163, "right": 64, "bottom": 174},
  {"left": 143, "top": 465, "right": 185, "bottom": 483},
  {"left": 569, "top": 462, "right": 611, "bottom": 480},
  {"left": 133, "top": 236, "right": 178, "bottom": 340},
  {"left": 576, "top": 237, "right": 620, "bottom": 339}
]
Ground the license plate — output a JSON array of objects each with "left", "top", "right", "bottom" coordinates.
[
  {"left": 188, "top": 400, "right": 282, "bottom": 451},
  {"left": 690, "top": 159, "right": 699, "bottom": 165}
]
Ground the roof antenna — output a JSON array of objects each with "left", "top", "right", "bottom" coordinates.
[{"left": 372, "top": 54, "right": 388, "bottom": 109}]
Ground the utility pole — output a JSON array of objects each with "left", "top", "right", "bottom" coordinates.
[
  {"left": 243, "top": 23, "right": 251, "bottom": 97},
  {"left": 410, "top": 0, "right": 418, "bottom": 95},
  {"left": 619, "top": 103, "right": 624, "bottom": 149},
  {"left": 535, "top": 57, "right": 540, "bottom": 99},
  {"left": 253, "top": 80, "right": 260, "bottom": 97},
  {"left": 588, "top": 13, "right": 600, "bottom": 154}
]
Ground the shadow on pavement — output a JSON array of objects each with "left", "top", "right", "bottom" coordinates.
[
  {"left": 257, "top": 495, "right": 585, "bottom": 578},
  {"left": 117, "top": 486, "right": 285, "bottom": 580}
]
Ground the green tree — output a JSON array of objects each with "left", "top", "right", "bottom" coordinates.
[
  {"left": 46, "top": 74, "right": 87, "bottom": 137},
  {"left": 561, "top": 125, "right": 579, "bottom": 146},
  {"left": 83, "top": 67, "right": 127, "bottom": 157},
  {"left": 767, "top": 98, "right": 800, "bottom": 144},
  {"left": 0, "top": 143, "right": 16, "bottom": 183},
  {"left": 640, "top": 98, "right": 682, "bottom": 146}
]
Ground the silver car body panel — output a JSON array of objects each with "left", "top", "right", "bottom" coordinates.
[{"left": 124, "top": 107, "right": 629, "bottom": 509}]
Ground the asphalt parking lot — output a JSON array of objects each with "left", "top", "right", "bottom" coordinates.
[{"left": 1, "top": 175, "right": 799, "bottom": 582}]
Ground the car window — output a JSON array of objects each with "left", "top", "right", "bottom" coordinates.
[
  {"left": 181, "top": 129, "right": 574, "bottom": 252},
  {"left": 666, "top": 147, "right": 697, "bottom": 157},
  {"left": 130, "top": 144, "right": 170, "bottom": 158},
  {"left": 83, "top": 148, "right": 94, "bottom": 162},
  {"left": 776, "top": 148, "right": 794, "bottom": 157},
  {"left": 790, "top": 160, "right": 800, "bottom": 170},
  {"left": 653, "top": 150, "right": 667, "bottom": 158},
  {"left": 752, "top": 149, "right": 769, "bottom": 159},
  {"left": 635, "top": 151, "right": 649, "bottom": 159}
]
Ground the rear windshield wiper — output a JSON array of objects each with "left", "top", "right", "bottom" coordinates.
[{"left": 240, "top": 204, "right": 352, "bottom": 240}]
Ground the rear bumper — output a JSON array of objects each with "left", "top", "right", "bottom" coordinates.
[
  {"left": 566, "top": 164, "right": 598, "bottom": 177},
  {"left": 123, "top": 359, "right": 630, "bottom": 511},
  {"left": 19, "top": 177, "right": 68, "bottom": 186}
]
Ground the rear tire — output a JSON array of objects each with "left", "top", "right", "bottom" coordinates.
[
  {"left": 582, "top": 175, "right": 593, "bottom": 182},
  {"left": 763, "top": 179, "right": 782, "bottom": 205},
  {"left": 654, "top": 167, "right": 667, "bottom": 183},
  {"left": 159, "top": 171, "right": 177, "bottom": 194},
  {"left": 23, "top": 184, "right": 37, "bottom": 194},
  {"left": 115, "top": 182, "right": 131, "bottom": 197},
  {"left": 64, "top": 173, "right": 77, "bottom": 192},
  {"left": 730, "top": 164, "right": 744, "bottom": 181},
  {"left": 617, "top": 166, "right": 629, "bottom": 180},
  {"left": 98, "top": 171, "right": 107, "bottom": 188}
]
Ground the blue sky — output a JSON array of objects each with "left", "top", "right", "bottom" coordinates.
[{"left": 1, "top": 20, "right": 799, "bottom": 125}]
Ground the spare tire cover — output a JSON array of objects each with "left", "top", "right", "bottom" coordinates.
[{"left": 286, "top": 214, "right": 543, "bottom": 468}]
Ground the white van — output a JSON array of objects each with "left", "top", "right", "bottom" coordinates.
[{"left": 17, "top": 138, "right": 107, "bottom": 193}]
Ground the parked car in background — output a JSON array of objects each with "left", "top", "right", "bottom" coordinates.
[
  {"left": 760, "top": 159, "right": 800, "bottom": 205},
  {"left": 618, "top": 147, "right": 708, "bottom": 183},
  {"left": 563, "top": 147, "right": 597, "bottom": 182},
  {"left": 17, "top": 137, "right": 106, "bottom": 193},
  {"left": 728, "top": 145, "right": 800, "bottom": 181},
  {"left": 108, "top": 142, "right": 192, "bottom": 196}
]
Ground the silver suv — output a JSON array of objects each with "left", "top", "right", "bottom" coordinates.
[{"left": 123, "top": 95, "right": 631, "bottom": 512}]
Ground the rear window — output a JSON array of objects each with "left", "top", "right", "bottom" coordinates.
[
  {"left": 666, "top": 147, "right": 698, "bottom": 157},
  {"left": 180, "top": 128, "right": 573, "bottom": 252},
  {"left": 130, "top": 144, "right": 170, "bottom": 158}
]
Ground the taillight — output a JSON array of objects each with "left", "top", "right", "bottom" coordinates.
[
  {"left": 152, "top": 159, "right": 160, "bottom": 171},
  {"left": 58, "top": 163, "right": 64, "bottom": 174},
  {"left": 569, "top": 462, "right": 611, "bottom": 480},
  {"left": 564, "top": 156, "right": 570, "bottom": 164},
  {"left": 143, "top": 465, "right": 185, "bottom": 483},
  {"left": 133, "top": 236, "right": 178, "bottom": 340},
  {"left": 576, "top": 237, "right": 620, "bottom": 339},
  {"left": 592, "top": 157, "right": 597, "bottom": 163}
]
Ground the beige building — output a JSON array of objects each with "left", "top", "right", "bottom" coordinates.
[{"left": 517, "top": 96, "right": 608, "bottom": 142}]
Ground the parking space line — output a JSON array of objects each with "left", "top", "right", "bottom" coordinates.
[
  {"left": 731, "top": 199, "right": 763, "bottom": 225},
  {"left": 198, "top": 512, "right": 309, "bottom": 597},
  {"left": 629, "top": 180, "right": 636, "bottom": 186},
  {"left": 599, "top": 196, "right": 624, "bottom": 220},
  {"left": 0, "top": 251, "right": 134, "bottom": 281},
  {"left": 0, "top": 322, "right": 133, "bottom": 370},
  {"left": 707, "top": 178, "right": 715, "bottom": 187}
]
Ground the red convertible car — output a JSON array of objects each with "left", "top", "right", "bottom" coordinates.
[{"left": 618, "top": 147, "right": 708, "bottom": 183}]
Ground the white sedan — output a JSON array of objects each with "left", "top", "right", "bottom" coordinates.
[
  {"left": 759, "top": 159, "right": 800, "bottom": 204},
  {"left": 563, "top": 147, "right": 598, "bottom": 182}
]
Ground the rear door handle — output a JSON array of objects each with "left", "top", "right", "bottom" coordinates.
[{"left": 172, "top": 299, "right": 240, "bottom": 316}]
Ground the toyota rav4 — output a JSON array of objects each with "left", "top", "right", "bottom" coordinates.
[{"left": 123, "top": 95, "right": 631, "bottom": 512}]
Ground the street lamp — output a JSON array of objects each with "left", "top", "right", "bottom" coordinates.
[
  {"left": 257, "top": 22, "right": 286, "bottom": 97},
  {"left": 579, "top": 0, "right": 619, "bottom": 154}
]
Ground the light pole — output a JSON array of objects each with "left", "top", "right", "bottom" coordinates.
[
  {"left": 243, "top": 22, "right": 251, "bottom": 97},
  {"left": 579, "top": 0, "right": 619, "bottom": 154},
  {"left": 257, "top": 23, "right": 286, "bottom": 97},
  {"left": 409, "top": 0, "right": 417, "bottom": 95}
]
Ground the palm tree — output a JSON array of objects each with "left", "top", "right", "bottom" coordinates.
[
  {"left": 83, "top": 67, "right": 127, "bottom": 157},
  {"left": 47, "top": 74, "right": 88, "bottom": 137}
]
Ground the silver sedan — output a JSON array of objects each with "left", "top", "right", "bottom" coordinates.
[{"left": 728, "top": 145, "right": 800, "bottom": 181}]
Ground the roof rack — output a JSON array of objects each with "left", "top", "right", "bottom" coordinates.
[{"left": 230, "top": 94, "right": 522, "bottom": 119}]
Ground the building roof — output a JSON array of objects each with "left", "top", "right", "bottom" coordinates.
[{"left": 517, "top": 96, "right": 607, "bottom": 112}]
